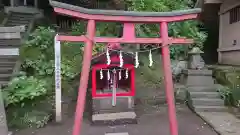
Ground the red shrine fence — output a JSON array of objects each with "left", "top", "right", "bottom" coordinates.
[{"left": 51, "top": 1, "right": 201, "bottom": 135}]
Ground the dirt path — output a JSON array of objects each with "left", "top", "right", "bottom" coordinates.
[
  {"left": 15, "top": 104, "right": 217, "bottom": 135},
  {"left": 14, "top": 86, "right": 218, "bottom": 135}
]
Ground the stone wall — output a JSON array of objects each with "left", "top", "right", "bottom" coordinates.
[{"left": 210, "top": 65, "right": 240, "bottom": 87}]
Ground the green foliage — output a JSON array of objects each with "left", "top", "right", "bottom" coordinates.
[
  {"left": 2, "top": 73, "right": 48, "bottom": 107},
  {"left": 2, "top": 72, "right": 52, "bottom": 128},
  {"left": 217, "top": 86, "right": 240, "bottom": 107},
  {"left": 6, "top": 106, "right": 52, "bottom": 128},
  {"left": 3, "top": 26, "right": 85, "bottom": 129},
  {"left": 21, "top": 27, "right": 80, "bottom": 79},
  {"left": 214, "top": 68, "right": 240, "bottom": 108},
  {"left": 126, "top": 0, "right": 207, "bottom": 58}
]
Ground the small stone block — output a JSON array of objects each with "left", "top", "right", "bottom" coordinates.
[
  {"left": 92, "top": 112, "right": 137, "bottom": 126},
  {"left": 105, "top": 132, "right": 129, "bottom": 135},
  {"left": 183, "top": 69, "right": 212, "bottom": 76}
]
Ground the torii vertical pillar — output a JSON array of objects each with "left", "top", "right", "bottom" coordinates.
[
  {"left": 72, "top": 20, "right": 95, "bottom": 135},
  {"left": 161, "top": 22, "right": 178, "bottom": 135}
]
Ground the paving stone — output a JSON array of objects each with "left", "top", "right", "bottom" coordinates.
[{"left": 196, "top": 112, "right": 240, "bottom": 135}]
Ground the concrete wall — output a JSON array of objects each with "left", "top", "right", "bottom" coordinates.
[{"left": 218, "top": 0, "right": 240, "bottom": 65}]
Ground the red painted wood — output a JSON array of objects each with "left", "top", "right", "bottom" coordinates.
[
  {"left": 130, "top": 68, "right": 135, "bottom": 96},
  {"left": 94, "top": 37, "right": 193, "bottom": 44},
  {"left": 57, "top": 35, "right": 86, "bottom": 42},
  {"left": 123, "top": 23, "right": 135, "bottom": 40},
  {"left": 92, "top": 68, "right": 97, "bottom": 97},
  {"left": 54, "top": 7, "right": 198, "bottom": 22},
  {"left": 57, "top": 35, "right": 194, "bottom": 44},
  {"left": 161, "top": 22, "right": 178, "bottom": 135},
  {"left": 72, "top": 20, "right": 95, "bottom": 135}
]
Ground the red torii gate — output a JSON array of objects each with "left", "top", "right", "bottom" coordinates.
[{"left": 50, "top": 1, "right": 201, "bottom": 135}]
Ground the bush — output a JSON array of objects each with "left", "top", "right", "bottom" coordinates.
[
  {"left": 2, "top": 72, "right": 52, "bottom": 128},
  {"left": 126, "top": 0, "right": 207, "bottom": 59},
  {"left": 3, "top": 26, "right": 83, "bottom": 129},
  {"left": 3, "top": 21, "right": 106, "bottom": 128},
  {"left": 3, "top": 73, "right": 48, "bottom": 106}
]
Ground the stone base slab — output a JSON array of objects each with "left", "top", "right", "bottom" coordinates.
[{"left": 91, "top": 112, "right": 137, "bottom": 126}]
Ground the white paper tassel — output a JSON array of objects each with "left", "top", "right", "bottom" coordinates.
[
  {"left": 125, "top": 69, "right": 128, "bottom": 79},
  {"left": 106, "top": 48, "right": 111, "bottom": 65},
  {"left": 107, "top": 70, "right": 110, "bottom": 80},
  {"left": 100, "top": 69, "right": 103, "bottom": 80},
  {"left": 119, "top": 70, "right": 122, "bottom": 80},
  {"left": 113, "top": 69, "right": 116, "bottom": 74},
  {"left": 110, "top": 77, "right": 113, "bottom": 84},
  {"left": 149, "top": 49, "right": 153, "bottom": 67},
  {"left": 135, "top": 52, "right": 139, "bottom": 68},
  {"left": 119, "top": 51, "right": 123, "bottom": 67}
]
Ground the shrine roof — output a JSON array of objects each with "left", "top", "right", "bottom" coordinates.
[{"left": 49, "top": 0, "right": 201, "bottom": 17}]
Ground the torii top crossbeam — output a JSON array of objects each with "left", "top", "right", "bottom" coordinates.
[
  {"left": 50, "top": 0, "right": 201, "bottom": 22},
  {"left": 50, "top": 0, "right": 201, "bottom": 44},
  {"left": 49, "top": 1, "right": 201, "bottom": 135}
]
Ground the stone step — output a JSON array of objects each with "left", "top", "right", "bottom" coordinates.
[
  {"left": 6, "top": 22, "right": 30, "bottom": 27},
  {"left": 0, "top": 62, "right": 16, "bottom": 67},
  {"left": 192, "top": 98, "right": 224, "bottom": 106},
  {"left": 0, "top": 80, "right": 8, "bottom": 86},
  {"left": 6, "top": 22, "right": 29, "bottom": 26},
  {"left": 11, "top": 14, "right": 34, "bottom": 18},
  {"left": 9, "top": 16, "right": 33, "bottom": 21},
  {"left": 5, "top": 22, "right": 29, "bottom": 29},
  {"left": 0, "top": 39, "right": 21, "bottom": 47},
  {"left": 7, "top": 19, "right": 30, "bottom": 24},
  {"left": 0, "top": 44, "right": 21, "bottom": 48},
  {"left": 188, "top": 86, "right": 217, "bottom": 92},
  {"left": 0, "top": 74, "right": 11, "bottom": 81},
  {"left": 10, "top": 13, "right": 34, "bottom": 18},
  {"left": 0, "top": 59, "right": 17, "bottom": 64},
  {"left": 189, "top": 91, "right": 221, "bottom": 98},
  {"left": 194, "top": 105, "right": 227, "bottom": 112},
  {"left": 0, "top": 67, "right": 13, "bottom": 74}
]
